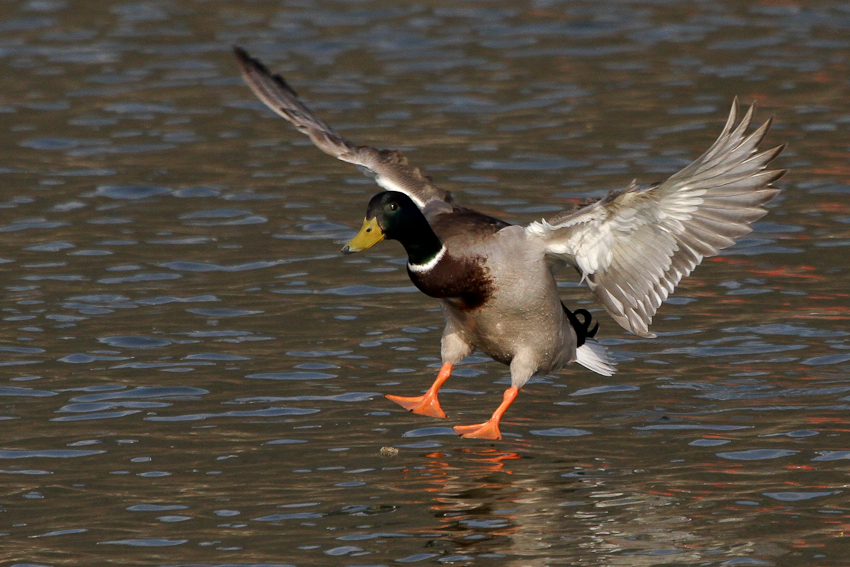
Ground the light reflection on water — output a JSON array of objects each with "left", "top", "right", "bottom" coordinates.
[{"left": 2, "top": 0, "right": 849, "bottom": 565}]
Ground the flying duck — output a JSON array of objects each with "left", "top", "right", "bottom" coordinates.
[{"left": 234, "top": 47, "right": 785, "bottom": 439}]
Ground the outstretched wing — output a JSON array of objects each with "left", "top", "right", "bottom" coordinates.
[
  {"left": 233, "top": 47, "right": 451, "bottom": 208},
  {"left": 527, "top": 99, "right": 785, "bottom": 338}
]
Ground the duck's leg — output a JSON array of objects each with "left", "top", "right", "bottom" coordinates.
[
  {"left": 453, "top": 387, "right": 519, "bottom": 440},
  {"left": 386, "top": 363, "right": 453, "bottom": 419}
]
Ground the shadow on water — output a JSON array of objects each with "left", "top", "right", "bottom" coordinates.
[{"left": 1, "top": 0, "right": 850, "bottom": 565}]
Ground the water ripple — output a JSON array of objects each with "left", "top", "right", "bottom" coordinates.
[
  {"left": 530, "top": 428, "right": 593, "bottom": 437},
  {"left": 246, "top": 372, "right": 336, "bottom": 381},
  {"left": 52, "top": 410, "right": 142, "bottom": 422},
  {"left": 160, "top": 260, "right": 284, "bottom": 272},
  {"left": 763, "top": 491, "right": 840, "bottom": 502},
  {"left": 0, "top": 449, "right": 106, "bottom": 459},
  {"left": 145, "top": 407, "right": 319, "bottom": 421},
  {"left": 93, "top": 185, "right": 170, "bottom": 200},
  {"left": 98, "top": 539, "right": 188, "bottom": 547},
  {"left": 716, "top": 449, "right": 799, "bottom": 461},
  {"left": 0, "top": 386, "right": 57, "bottom": 397},
  {"left": 69, "top": 386, "right": 208, "bottom": 402},
  {"left": 97, "top": 336, "right": 171, "bottom": 349}
]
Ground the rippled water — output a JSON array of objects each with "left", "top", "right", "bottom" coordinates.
[{"left": 2, "top": 1, "right": 849, "bottom": 565}]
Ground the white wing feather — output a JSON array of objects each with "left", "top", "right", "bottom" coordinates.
[{"left": 527, "top": 99, "right": 785, "bottom": 337}]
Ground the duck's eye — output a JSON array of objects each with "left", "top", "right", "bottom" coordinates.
[{"left": 389, "top": 202, "right": 398, "bottom": 211}]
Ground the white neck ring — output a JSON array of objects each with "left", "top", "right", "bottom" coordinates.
[{"left": 408, "top": 245, "right": 447, "bottom": 273}]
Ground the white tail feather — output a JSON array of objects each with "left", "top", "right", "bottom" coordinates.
[{"left": 575, "top": 337, "right": 616, "bottom": 376}]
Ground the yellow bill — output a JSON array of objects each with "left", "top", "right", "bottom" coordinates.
[{"left": 341, "top": 217, "right": 384, "bottom": 254}]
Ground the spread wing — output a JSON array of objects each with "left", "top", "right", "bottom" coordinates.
[
  {"left": 233, "top": 47, "right": 451, "bottom": 208},
  {"left": 527, "top": 99, "right": 785, "bottom": 337}
]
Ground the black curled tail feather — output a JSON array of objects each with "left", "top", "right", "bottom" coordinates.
[{"left": 562, "top": 304, "right": 599, "bottom": 347}]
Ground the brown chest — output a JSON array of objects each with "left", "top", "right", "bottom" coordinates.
[{"left": 407, "top": 253, "right": 495, "bottom": 310}]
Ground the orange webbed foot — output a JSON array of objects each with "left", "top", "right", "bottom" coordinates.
[
  {"left": 385, "top": 363, "right": 453, "bottom": 419},
  {"left": 453, "top": 386, "right": 519, "bottom": 441},
  {"left": 453, "top": 419, "right": 502, "bottom": 440},
  {"left": 386, "top": 392, "right": 446, "bottom": 419}
]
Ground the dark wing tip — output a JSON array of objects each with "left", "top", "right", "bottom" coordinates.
[
  {"left": 232, "top": 45, "right": 249, "bottom": 62},
  {"left": 232, "top": 46, "right": 299, "bottom": 99},
  {"left": 233, "top": 45, "right": 261, "bottom": 73}
]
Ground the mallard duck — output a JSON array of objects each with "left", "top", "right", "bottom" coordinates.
[{"left": 234, "top": 47, "right": 785, "bottom": 440}]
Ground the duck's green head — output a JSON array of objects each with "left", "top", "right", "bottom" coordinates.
[{"left": 342, "top": 192, "right": 442, "bottom": 264}]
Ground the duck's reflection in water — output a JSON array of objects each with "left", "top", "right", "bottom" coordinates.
[{"left": 388, "top": 447, "right": 775, "bottom": 565}]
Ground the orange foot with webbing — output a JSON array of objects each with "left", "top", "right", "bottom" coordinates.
[
  {"left": 385, "top": 363, "right": 453, "bottom": 419},
  {"left": 453, "top": 387, "right": 518, "bottom": 440}
]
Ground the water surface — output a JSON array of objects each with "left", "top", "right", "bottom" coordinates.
[{"left": 1, "top": 1, "right": 849, "bottom": 565}]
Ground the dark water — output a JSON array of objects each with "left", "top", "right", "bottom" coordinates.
[{"left": 2, "top": 1, "right": 849, "bottom": 565}]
